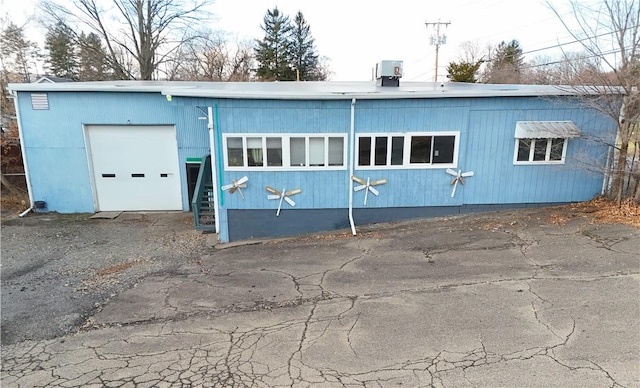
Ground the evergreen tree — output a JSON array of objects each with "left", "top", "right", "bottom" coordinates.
[
  {"left": 45, "top": 21, "right": 79, "bottom": 80},
  {"left": 485, "top": 40, "right": 524, "bottom": 84},
  {"left": 78, "top": 32, "right": 109, "bottom": 80},
  {"left": 0, "top": 22, "right": 41, "bottom": 82},
  {"left": 254, "top": 7, "right": 295, "bottom": 81},
  {"left": 290, "top": 11, "right": 325, "bottom": 81},
  {"left": 446, "top": 60, "right": 483, "bottom": 83}
]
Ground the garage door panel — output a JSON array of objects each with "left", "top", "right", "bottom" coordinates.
[{"left": 86, "top": 125, "right": 182, "bottom": 211}]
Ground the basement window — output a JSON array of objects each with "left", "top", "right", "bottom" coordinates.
[
  {"left": 356, "top": 132, "right": 459, "bottom": 169},
  {"left": 30, "top": 93, "right": 49, "bottom": 110},
  {"left": 223, "top": 134, "right": 347, "bottom": 171}
]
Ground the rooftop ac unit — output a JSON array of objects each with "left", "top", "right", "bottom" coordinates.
[{"left": 376, "top": 60, "right": 403, "bottom": 79}]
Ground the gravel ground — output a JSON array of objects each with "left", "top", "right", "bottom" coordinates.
[{"left": 1, "top": 211, "right": 210, "bottom": 345}]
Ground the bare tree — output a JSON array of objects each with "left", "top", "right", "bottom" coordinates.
[
  {"left": 0, "top": 68, "right": 27, "bottom": 197},
  {"left": 0, "top": 18, "right": 37, "bottom": 198},
  {"left": 549, "top": 0, "right": 640, "bottom": 203},
  {"left": 525, "top": 52, "right": 603, "bottom": 85},
  {"left": 40, "top": 0, "right": 209, "bottom": 80},
  {"left": 0, "top": 21, "right": 41, "bottom": 82},
  {"left": 456, "top": 40, "right": 485, "bottom": 64},
  {"left": 166, "top": 33, "right": 255, "bottom": 81}
]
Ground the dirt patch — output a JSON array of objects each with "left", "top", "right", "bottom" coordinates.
[
  {"left": 96, "top": 260, "right": 144, "bottom": 276},
  {"left": 0, "top": 191, "right": 29, "bottom": 215},
  {"left": 267, "top": 230, "right": 385, "bottom": 245}
]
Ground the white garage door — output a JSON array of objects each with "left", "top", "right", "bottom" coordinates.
[{"left": 86, "top": 125, "right": 182, "bottom": 211}]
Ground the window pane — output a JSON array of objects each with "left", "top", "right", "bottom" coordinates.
[
  {"left": 410, "top": 136, "right": 432, "bottom": 164},
  {"left": 227, "top": 137, "right": 243, "bottom": 166},
  {"left": 309, "top": 137, "right": 325, "bottom": 166},
  {"left": 358, "top": 137, "right": 371, "bottom": 166},
  {"left": 517, "top": 139, "right": 531, "bottom": 162},
  {"left": 432, "top": 136, "right": 455, "bottom": 164},
  {"left": 328, "top": 137, "right": 344, "bottom": 166},
  {"left": 247, "top": 137, "right": 263, "bottom": 166},
  {"left": 290, "top": 137, "right": 306, "bottom": 166},
  {"left": 266, "top": 137, "right": 282, "bottom": 166},
  {"left": 533, "top": 139, "right": 548, "bottom": 161},
  {"left": 550, "top": 138, "right": 565, "bottom": 161},
  {"left": 391, "top": 137, "right": 404, "bottom": 165},
  {"left": 374, "top": 136, "right": 388, "bottom": 166}
]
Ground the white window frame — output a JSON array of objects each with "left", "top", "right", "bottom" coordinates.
[
  {"left": 355, "top": 131, "right": 460, "bottom": 170},
  {"left": 223, "top": 133, "right": 348, "bottom": 171},
  {"left": 513, "top": 138, "right": 568, "bottom": 165}
]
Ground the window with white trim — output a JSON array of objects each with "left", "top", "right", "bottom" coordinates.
[
  {"left": 356, "top": 132, "right": 459, "bottom": 169},
  {"left": 514, "top": 138, "right": 567, "bottom": 164},
  {"left": 223, "top": 134, "right": 346, "bottom": 170},
  {"left": 513, "top": 121, "right": 579, "bottom": 165}
]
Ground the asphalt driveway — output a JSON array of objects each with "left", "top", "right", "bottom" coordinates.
[{"left": 1, "top": 207, "right": 639, "bottom": 387}]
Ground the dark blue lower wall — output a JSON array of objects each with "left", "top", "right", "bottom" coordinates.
[{"left": 227, "top": 203, "right": 568, "bottom": 241}]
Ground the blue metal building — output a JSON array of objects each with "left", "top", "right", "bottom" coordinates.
[{"left": 9, "top": 77, "right": 617, "bottom": 242}]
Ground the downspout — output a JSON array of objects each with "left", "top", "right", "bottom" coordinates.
[
  {"left": 208, "top": 106, "right": 220, "bottom": 234},
  {"left": 348, "top": 98, "right": 357, "bottom": 235},
  {"left": 214, "top": 104, "right": 225, "bottom": 208},
  {"left": 11, "top": 90, "right": 34, "bottom": 217}
]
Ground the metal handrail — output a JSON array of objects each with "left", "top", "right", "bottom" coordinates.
[{"left": 191, "top": 155, "right": 214, "bottom": 230}]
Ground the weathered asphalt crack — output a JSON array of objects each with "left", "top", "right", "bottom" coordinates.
[
  {"left": 579, "top": 225, "right": 638, "bottom": 255},
  {"left": 509, "top": 230, "right": 543, "bottom": 272},
  {"left": 526, "top": 280, "right": 564, "bottom": 341},
  {"left": 284, "top": 245, "right": 373, "bottom": 386},
  {"left": 259, "top": 268, "right": 305, "bottom": 298},
  {"left": 1, "top": 313, "right": 625, "bottom": 388},
  {"left": 287, "top": 302, "right": 317, "bottom": 386},
  {"left": 68, "top": 270, "right": 638, "bottom": 338},
  {"left": 345, "top": 313, "right": 360, "bottom": 357}
]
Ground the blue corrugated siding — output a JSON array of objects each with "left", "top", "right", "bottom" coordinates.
[
  {"left": 17, "top": 89, "right": 617, "bottom": 242},
  {"left": 25, "top": 148, "right": 95, "bottom": 212},
  {"left": 208, "top": 99, "right": 353, "bottom": 216},
  {"left": 214, "top": 99, "right": 351, "bottom": 133},
  {"left": 187, "top": 96, "right": 615, "bottom": 214},
  {"left": 353, "top": 99, "right": 470, "bottom": 207},
  {"left": 464, "top": 100, "right": 613, "bottom": 204},
  {"left": 208, "top": 98, "right": 471, "bottom": 210},
  {"left": 17, "top": 91, "right": 209, "bottom": 212}
]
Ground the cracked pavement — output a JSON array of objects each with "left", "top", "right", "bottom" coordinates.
[{"left": 1, "top": 207, "right": 639, "bottom": 387}]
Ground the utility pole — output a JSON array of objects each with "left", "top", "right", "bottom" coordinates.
[{"left": 425, "top": 19, "right": 451, "bottom": 82}]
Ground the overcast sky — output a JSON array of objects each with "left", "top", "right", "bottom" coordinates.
[{"left": 2, "top": 0, "right": 584, "bottom": 81}]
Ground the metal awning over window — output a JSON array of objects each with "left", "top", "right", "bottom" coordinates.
[{"left": 514, "top": 121, "right": 581, "bottom": 139}]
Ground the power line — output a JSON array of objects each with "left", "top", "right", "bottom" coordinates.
[
  {"left": 461, "top": 24, "right": 640, "bottom": 67},
  {"left": 521, "top": 25, "right": 639, "bottom": 57},
  {"left": 527, "top": 47, "right": 631, "bottom": 68}
]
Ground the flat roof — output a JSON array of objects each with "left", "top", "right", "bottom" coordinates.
[{"left": 7, "top": 80, "right": 614, "bottom": 100}]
